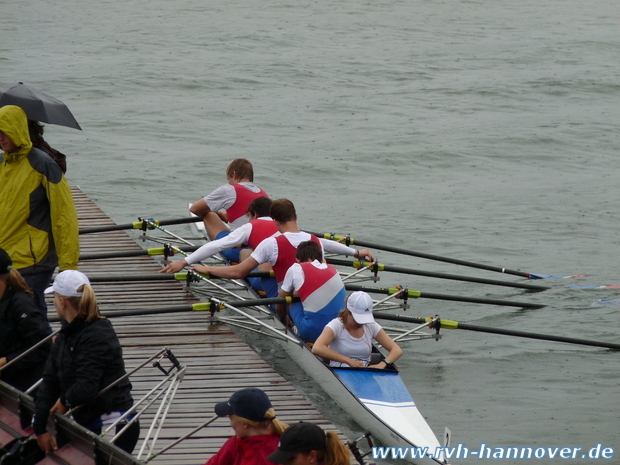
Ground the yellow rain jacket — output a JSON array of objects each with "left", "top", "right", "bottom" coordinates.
[{"left": 0, "top": 105, "right": 79, "bottom": 273}]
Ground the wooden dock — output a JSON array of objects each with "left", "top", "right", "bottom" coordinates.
[{"left": 67, "top": 187, "right": 346, "bottom": 465}]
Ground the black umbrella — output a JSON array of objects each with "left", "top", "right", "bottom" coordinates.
[{"left": 0, "top": 82, "right": 81, "bottom": 130}]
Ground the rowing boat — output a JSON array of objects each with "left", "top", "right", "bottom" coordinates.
[{"left": 187, "top": 211, "right": 449, "bottom": 464}]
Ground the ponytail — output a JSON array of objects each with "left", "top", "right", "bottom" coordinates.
[
  {"left": 5, "top": 268, "right": 33, "bottom": 295},
  {"left": 63, "top": 284, "right": 102, "bottom": 322},
  {"left": 231, "top": 407, "right": 289, "bottom": 436},
  {"left": 337, "top": 308, "right": 351, "bottom": 324},
  {"left": 268, "top": 416, "right": 289, "bottom": 436},
  {"left": 323, "top": 431, "right": 351, "bottom": 465}
]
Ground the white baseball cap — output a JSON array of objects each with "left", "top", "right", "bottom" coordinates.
[
  {"left": 347, "top": 291, "right": 375, "bottom": 324},
  {"left": 44, "top": 270, "right": 90, "bottom": 297}
]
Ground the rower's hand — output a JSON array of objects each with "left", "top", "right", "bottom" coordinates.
[
  {"left": 37, "top": 433, "right": 57, "bottom": 454},
  {"left": 369, "top": 360, "right": 389, "bottom": 369},
  {"left": 159, "top": 260, "right": 187, "bottom": 274},
  {"left": 347, "top": 358, "right": 366, "bottom": 368},
  {"left": 355, "top": 249, "right": 375, "bottom": 262},
  {"left": 192, "top": 265, "right": 211, "bottom": 275},
  {"left": 217, "top": 210, "right": 229, "bottom": 223}
]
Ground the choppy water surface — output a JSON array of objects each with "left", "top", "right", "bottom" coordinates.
[{"left": 4, "top": 0, "right": 620, "bottom": 462}]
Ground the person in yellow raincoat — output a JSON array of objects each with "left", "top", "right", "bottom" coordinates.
[{"left": 0, "top": 105, "right": 78, "bottom": 318}]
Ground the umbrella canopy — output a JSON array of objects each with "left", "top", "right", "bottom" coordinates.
[{"left": 0, "top": 82, "right": 81, "bottom": 130}]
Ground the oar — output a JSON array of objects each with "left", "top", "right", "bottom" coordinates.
[
  {"left": 345, "top": 284, "right": 544, "bottom": 309},
  {"left": 79, "top": 216, "right": 203, "bottom": 234},
  {"left": 326, "top": 258, "right": 548, "bottom": 291},
  {"left": 86, "top": 271, "right": 273, "bottom": 282},
  {"left": 79, "top": 250, "right": 546, "bottom": 293},
  {"left": 373, "top": 313, "right": 620, "bottom": 350},
  {"left": 79, "top": 245, "right": 200, "bottom": 260},
  {"left": 48, "top": 296, "right": 299, "bottom": 321},
  {"left": 311, "top": 231, "right": 583, "bottom": 280},
  {"left": 66, "top": 272, "right": 543, "bottom": 308}
]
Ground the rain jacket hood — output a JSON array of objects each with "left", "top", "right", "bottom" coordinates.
[{"left": 0, "top": 105, "right": 33, "bottom": 162}]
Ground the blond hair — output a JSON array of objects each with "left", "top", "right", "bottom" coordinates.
[
  {"left": 323, "top": 431, "right": 352, "bottom": 465},
  {"left": 231, "top": 407, "right": 289, "bottom": 435},
  {"left": 60, "top": 284, "right": 103, "bottom": 322}
]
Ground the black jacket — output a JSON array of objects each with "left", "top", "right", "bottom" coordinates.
[
  {"left": 33, "top": 317, "right": 133, "bottom": 435},
  {"left": 0, "top": 288, "right": 52, "bottom": 391}
]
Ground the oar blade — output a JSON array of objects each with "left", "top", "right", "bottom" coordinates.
[
  {"left": 528, "top": 273, "right": 586, "bottom": 279},
  {"left": 568, "top": 285, "right": 620, "bottom": 289},
  {"left": 592, "top": 299, "right": 620, "bottom": 306}
]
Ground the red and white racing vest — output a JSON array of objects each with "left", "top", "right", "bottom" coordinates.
[
  {"left": 225, "top": 184, "right": 268, "bottom": 224},
  {"left": 247, "top": 218, "right": 278, "bottom": 249},
  {"left": 297, "top": 262, "right": 343, "bottom": 312},
  {"left": 272, "top": 234, "right": 321, "bottom": 283}
]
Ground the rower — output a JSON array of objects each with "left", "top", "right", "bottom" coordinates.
[
  {"left": 160, "top": 197, "right": 277, "bottom": 275},
  {"left": 312, "top": 291, "right": 403, "bottom": 369},
  {"left": 192, "top": 199, "right": 375, "bottom": 298},
  {"left": 189, "top": 158, "right": 268, "bottom": 263},
  {"left": 275, "top": 241, "right": 346, "bottom": 343}
]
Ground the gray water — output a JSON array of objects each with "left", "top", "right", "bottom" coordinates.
[{"left": 3, "top": 0, "right": 620, "bottom": 463}]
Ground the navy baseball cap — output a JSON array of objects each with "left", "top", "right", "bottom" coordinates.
[{"left": 214, "top": 388, "right": 272, "bottom": 423}]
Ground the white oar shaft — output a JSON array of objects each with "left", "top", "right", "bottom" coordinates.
[
  {"left": 339, "top": 261, "right": 375, "bottom": 283},
  {"left": 217, "top": 300, "right": 303, "bottom": 345},
  {"left": 372, "top": 290, "right": 404, "bottom": 308},
  {"left": 143, "top": 218, "right": 196, "bottom": 247},
  {"left": 392, "top": 317, "right": 439, "bottom": 343}
]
